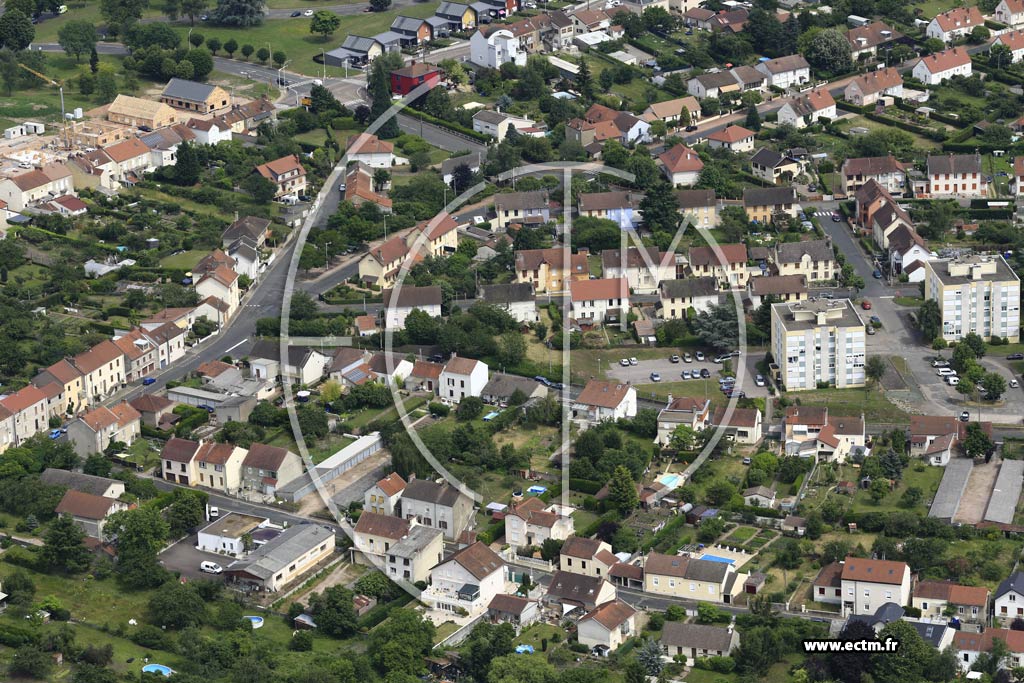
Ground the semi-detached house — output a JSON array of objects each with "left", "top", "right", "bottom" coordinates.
[
  {"left": 400, "top": 478, "right": 474, "bottom": 541},
  {"left": 912, "top": 47, "right": 971, "bottom": 85},
  {"left": 0, "top": 163, "right": 74, "bottom": 212},
  {"left": 996, "top": 0, "right": 1024, "bottom": 27},
  {"left": 754, "top": 54, "right": 810, "bottom": 89},
  {"left": 688, "top": 244, "right": 749, "bottom": 289},
  {"left": 255, "top": 154, "right": 307, "bottom": 200},
  {"left": 514, "top": 247, "right": 589, "bottom": 293},
  {"left": 570, "top": 277, "right": 630, "bottom": 325}
]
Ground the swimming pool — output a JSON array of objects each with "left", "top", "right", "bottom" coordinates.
[
  {"left": 142, "top": 664, "right": 173, "bottom": 677},
  {"left": 699, "top": 554, "right": 735, "bottom": 565},
  {"left": 244, "top": 615, "right": 264, "bottom": 629},
  {"left": 483, "top": 412, "right": 500, "bottom": 421},
  {"left": 527, "top": 485, "right": 547, "bottom": 495},
  {"left": 658, "top": 474, "right": 682, "bottom": 489}
]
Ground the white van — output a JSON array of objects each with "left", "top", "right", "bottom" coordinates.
[
  {"left": 937, "top": 368, "right": 957, "bottom": 377},
  {"left": 200, "top": 561, "right": 223, "bottom": 574},
  {"left": 209, "top": 506, "right": 219, "bottom": 519},
  {"left": 945, "top": 376, "right": 959, "bottom": 386},
  {"left": 58, "top": 5, "right": 68, "bottom": 13}
]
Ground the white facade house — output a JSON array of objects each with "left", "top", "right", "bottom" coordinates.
[
  {"left": 572, "top": 380, "right": 637, "bottom": 424},
  {"left": 187, "top": 118, "right": 233, "bottom": 145},
  {"left": 424, "top": 542, "right": 507, "bottom": 615},
  {"left": 601, "top": 248, "right": 673, "bottom": 295},
  {"left": 439, "top": 356, "right": 489, "bottom": 403},
  {"left": 912, "top": 47, "right": 972, "bottom": 85},
  {"left": 926, "top": 6, "right": 983, "bottom": 43},
  {"left": 381, "top": 286, "right": 443, "bottom": 331},
  {"left": 926, "top": 153, "right": 986, "bottom": 199},
  {"left": 569, "top": 277, "right": 630, "bottom": 325},
  {"left": 840, "top": 557, "right": 911, "bottom": 616},
  {"left": 470, "top": 28, "right": 526, "bottom": 68},
  {"left": 577, "top": 601, "right": 637, "bottom": 653},
  {"left": 503, "top": 497, "right": 574, "bottom": 548},
  {"left": 995, "top": 573, "right": 1024, "bottom": 624},
  {"left": 995, "top": 0, "right": 1024, "bottom": 27},
  {"left": 776, "top": 89, "right": 836, "bottom": 129},
  {"left": 771, "top": 300, "right": 866, "bottom": 392},
  {"left": 197, "top": 513, "right": 270, "bottom": 557},
  {"left": 924, "top": 255, "right": 1021, "bottom": 343},
  {"left": 479, "top": 283, "right": 537, "bottom": 324},
  {"left": 754, "top": 55, "right": 811, "bottom": 90},
  {"left": 993, "top": 29, "right": 1024, "bottom": 63}
]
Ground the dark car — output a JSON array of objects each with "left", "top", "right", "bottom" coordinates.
[
  {"left": 291, "top": 10, "right": 301, "bottom": 16},
  {"left": 1008, "top": 353, "right": 1024, "bottom": 361},
  {"left": 138, "top": 125, "right": 152, "bottom": 132},
  {"left": 685, "top": 125, "right": 698, "bottom": 132},
  {"left": 197, "top": 404, "right": 215, "bottom": 413},
  {"left": 872, "top": 269, "right": 882, "bottom": 279},
  {"left": 831, "top": 213, "right": 841, "bottom": 222},
  {"left": 700, "top": 368, "right": 711, "bottom": 378},
  {"left": 142, "top": 377, "right": 156, "bottom": 386},
  {"left": 428, "top": 354, "right": 444, "bottom": 363},
  {"left": 298, "top": 194, "right": 311, "bottom": 202}
]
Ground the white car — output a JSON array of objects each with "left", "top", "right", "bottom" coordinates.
[
  {"left": 650, "top": 372, "right": 661, "bottom": 382},
  {"left": 682, "top": 353, "right": 693, "bottom": 363},
  {"left": 946, "top": 376, "right": 960, "bottom": 386},
  {"left": 695, "top": 352, "right": 705, "bottom": 362},
  {"left": 619, "top": 358, "right": 630, "bottom": 367},
  {"left": 931, "top": 359, "right": 949, "bottom": 368},
  {"left": 1011, "top": 379, "right": 1020, "bottom": 388},
  {"left": 200, "top": 561, "right": 223, "bottom": 574},
  {"left": 304, "top": 8, "right": 314, "bottom": 15},
  {"left": 937, "top": 368, "right": 957, "bottom": 377},
  {"left": 628, "top": 357, "right": 638, "bottom": 366}
]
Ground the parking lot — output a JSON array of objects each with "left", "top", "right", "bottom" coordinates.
[
  {"left": 159, "top": 533, "right": 228, "bottom": 581},
  {"left": 606, "top": 351, "right": 770, "bottom": 398}
]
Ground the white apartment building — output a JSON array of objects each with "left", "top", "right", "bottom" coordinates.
[
  {"left": 771, "top": 300, "right": 866, "bottom": 392},
  {"left": 924, "top": 255, "right": 1021, "bottom": 343}
]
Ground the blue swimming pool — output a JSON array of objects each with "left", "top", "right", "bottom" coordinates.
[
  {"left": 699, "top": 554, "right": 735, "bottom": 565},
  {"left": 244, "top": 615, "right": 264, "bottom": 628},
  {"left": 483, "top": 412, "right": 500, "bottom": 421},
  {"left": 658, "top": 474, "right": 682, "bottom": 489},
  {"left": 527, "top": 485, "right": 547, "bottom": 495},
  {"left": 142, "top": 664, "right": 173, "bottom": 677}
]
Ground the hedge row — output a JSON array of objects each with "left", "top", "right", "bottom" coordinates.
[
  {"left": 569, "top": 479, "right": 604, "bottom": 495},
  {"left": 357, "top": 593, "right": 414, "bottom": 631},
  {"left": 407, "top": 109, "right": 490, "bottom": 143},
  {"left": 863, "top": 111, "right": 940, "bottom": 138},
  {"left": 893, "top": 98, "right": 964, "bottom": 128}
]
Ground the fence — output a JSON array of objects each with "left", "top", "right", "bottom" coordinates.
[{"left": 437, "top": 613, "right": 485, "bottom": 647}]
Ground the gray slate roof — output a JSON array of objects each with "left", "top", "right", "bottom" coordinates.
[
  {"left": 775, "top": 239, "right": 833, "bottom": 264},
  {"left": 743, "top": 186, "right": 797, "bottom": 207},
  {"left": 661, "top": 622, "right": 735, "bottom": 651},
  {"left": 40, "top": 468, "right": 120, "bottom": 497},
  {"left": 341, "top": 35, "right": 382, "bottom": 53},
  {"left": 661, "top": 277, "right": 718, "bottom": 299},
  {"left": 480, "top": 282, "right": 535, "bottom": 304},
  {"left": 403, "top": 478, "right": 466, "bottom": 507},
  {"left": 996, "top": 572, "right": 1024, "bottom": 599},
  {"left": 162, "top": 78, "right": 219, "bottom": 103},
  {"left": 481, "top": 373, "right": 541, "bottom": 400},
  {"left": 224, "top": 524, "right": 333, "bottom": 580}
]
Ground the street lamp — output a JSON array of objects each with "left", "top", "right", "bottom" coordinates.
[{"left": 324, "top": 241, "right": 332, "bottom": 269}]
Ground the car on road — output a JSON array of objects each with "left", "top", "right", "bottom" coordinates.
[
  {"left": 937, "top": 368, "right": 957, "bottom": 377},
  {"left": 870, "top": 316, "right": 881, "bottom": 326},
  {"left": 755, "top": 375, "right": 766, "bottom": 387},
  {"left": 629, "top": 357, "right": 638, "bottom": 366},
  {"left": 619, "top": 358, "right": 630, "bottom": 367},
  {"left": 861, "top": 300, "right": 872, "bottom": 310},
  {"left": 960, "top": 411, "right": 970, "bottom": 422},
  {"left": 49, "top": 428, "right": 63, "bottom": 440},
  {"left": 866, "top": 325, "right": 875, "bottom": 335},
  {"left": 1008, "top": 353, "right": 1024, "bottom": 361},
  {"left": 291, "top": 10, "right": 301, "bottom": 16},
  {"left": 650, "top": 372, "right": 661, "bottom": 382},
  {"left": 872, "top": 269, "right": 882, "bottom": 279},
  {"left": 932, "top": 360, "right": 950, "bottom": 368},
  {"left": 1012, "top": 379, "right": 1020, "bottom": 388},
  {"left": 831, "top": 213, "right": 841, "bottom": 222},
  {"left": 142, "top": 377, "right": 156, "bottom": 385},
  {"left": 682, "top": 352, "right": 692, "bottom": 363},
  {"left": 700, "top": 368, "right": 711, "bottom": 378},
  {"left": 200, "top": 561, "right": 223, "bottom": 574},
  {"left": 209, "top": 506, "right": 219, "bottom": 518},
  {"left": 304, "top": 8, "right": 314, "bottom": 15},
  {"left": 669, "top": 355, "right": 680, "bottom": 363},
  {"left": 685, "top": 125, "right": 698, "bottom": 132},
  {"left": 695, "top": 351, "right": 705, "bottom": 362}
]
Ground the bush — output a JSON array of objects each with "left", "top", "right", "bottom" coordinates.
[
  {"left": 569, "top": 642, "right": 589, "bottom": 653},
  {"left": 427, "top": 402, "right": 450, "bottom": 417},
  {"left": 129, "top": 625, "right": 172, "bottom": 649},
  {"left": 289, "top": 630, "right": 314, "bottom": 651}
]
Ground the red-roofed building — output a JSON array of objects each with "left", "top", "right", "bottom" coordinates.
[
  {"left": 912, "top": 47, "right": 971, "bottom": 85},
  {"left": 578, "top": 600, "right": 636, "bottom": 653},
  {"left": 347, "top": 134, "right": 397, "bottom": 168},
  {"left": 573, "top": 379, "right": 637, "bottom": 423},
  {"left": 841, "top": 556, "right": 911, "bottom": 615},
  {"left": 364, "top": 472, "right": 406, "bottom": 515},
  {"left": 0, "top": 385, "right": 48, "bottom": 445},
  {"left": 926, "top": 6, "right": 983, "bottom": 43},
  {"left": 439, "top": 355, "right": 489, "bottom": 404},
  {"left": 913, "top": 580, "right": 989, "bottom": 623},
  {"left": 66, "top": 401, "right": 141, "bottom": 459},
  {"left": 570, "top": 277, "right": 630, "bottom": 325},
  {"left": 255, "top": 154, "right": 307, "bottom": 200},
  {"left": 504, "top": 497, "right": 574, "bottom": 548},
  {"left": 659, "top": 144, "right": 704, "bottom": 187},
  {"left": 706, "top": 125, "right": 756, "bottom": 153},
  {"left": 777, "top": 88, "right": 836, "bottom": 129},
  {"left": 688, "top": 244, "right": 749, "bottom": 288},
  {"left": 996, "top": 0, "right": 1024, "bottom": 28}
]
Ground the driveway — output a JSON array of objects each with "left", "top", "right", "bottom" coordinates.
[{"left": 159, "top": 533, "right": 228, "bottom": 581}]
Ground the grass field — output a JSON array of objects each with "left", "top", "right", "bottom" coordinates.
[
  {"left": 159, "top": 250, "right": 208, "bottom": 269},
  {"left": 782, "top": 387, "right": 908, "bottom": 422}
]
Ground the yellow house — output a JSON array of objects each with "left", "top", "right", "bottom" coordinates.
[
  {"left": 407, "top": 213, "right": 458, "bottom": 258},
  {"left": 159, "top": 78, "right": 231, "bottom": 114},
  {"left": 773, "top": 239, "right": 837, "bottom": 283},
  {"left": 352, "top": 511, "right": 410, "bottom": 561},
  {"left": 676, "top": 189, "right": 718, "bottom": 229},
  {"left": 643, "top": 552, "right": 744, "bottom": 604},
  {"left": 687, "top": 244, "right": 749, "bottom": 289},
  {"left": 659, "top": 277, "right": 720, "bottom": 318},
  {"left": 514, "top": 247, "right": 590, "bottom": 293},
  {"left": 32, "top": 359, "right": 86, "bottom": 416},
  {"left": 743, "top": 186, "right": 799, "bottom": 224},
  {"left": 106, "top": 94, "right": 178, "bottom": 129},
  {"left": 194, "top": 265, "right": 240, "bottom": 321},
  {"left": 70, "top": 340, "right": 126, "bottom": 406}
]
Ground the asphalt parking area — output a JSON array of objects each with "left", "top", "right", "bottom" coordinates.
[
  {"left": 606, "top": 353, "right": 770, "bottom": 397},
  {"left": 159, "top": 533, "right": 227, "bottom": 581}
]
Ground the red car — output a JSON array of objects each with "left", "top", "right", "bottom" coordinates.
[{"left": 861, "top": 300, "right": 872, "bottom": 310}]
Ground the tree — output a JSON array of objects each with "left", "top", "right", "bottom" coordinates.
[
  {"left": 175, "top": 140, "right": 201, "bottom": 185},
  {"left": 148, "top": 582, "right": 207, "bottom": 629},
  {"left": 0, "top": 9, "right": 34, "bottom": 51},
  {"left": 255, "top": 46, "right": 271, "bottom": 64},
  {"left": 804, "top": 28, "right": 852, "bottom": 74},
  {"left": 982, "top": 371, "right": 1007, "bottom": 401},
  {"left": 918, "top": 299, "right": 942, "bottom": 343},
  {"left": 100, "top": 0, "right": 148, "bottom": 35},
  {"left": 310, "top": 10, "right": 341, "bottom": 39},
  {"left": 636, "top": 638, "right": 664, "bottom": 676},
  {"left": 206, "top": 37, "right": 221, "bottom": 54},
  {"left": 640, "top": 181, "right": 680, "bottom": 235},
  {"left": 497, "top": 331, "right": 526, "bottom": 368},
  {"left": 964, "top": 422, "right": 995, "bottom": 460},
  {"left": 223, "top": 38, "right": 238, "bottom": 57},
  {"left": 369, "top": 0, "right": 391, "bottom": 10},
  {"left": 9, "top": 646, "right": 52, "bottom": 680},
  {"left": 692, "top": 303, "right": 739, "bottom": 354},
  {"left": 705, "top": 480, "right": 736, "bottom": 506},
  {"left": 368, "top": 609, "right": 434, "bottom": 676},
  {"left": 289, "top": 630, "right": 314, "bottom": 651},
  {"left": 89, "top": 46, "right": 100, "bottom": 74},
  {"left": 272, "top": 50, "right": 286, "bottom": 68},
  {"left": 104, "top": 506, "right": 169, "bottom": 588},
  {"left": 607, "top": 465, "right": 639, "bottom": 515},
  {"left": 869, "top": 477, "right": 889, "bottom": 503},
  {"left": 185, "top": 48, "right": 214, "bottom": 81},
  {"left": 180, "top": 0, "right": 210, "bottom": 24},
  {"left": 242, "top": 174, "right": 276, "bottom": 202},
  {"left": 211, "top": 0, "right": 265, "bottom": 26},
  {"left": 309, "top": 585, "right": 357, "bottom": 638},
  {"left": 240, "top": 43, "right": 254, "bottom": 60},
  {"left": 962, "top": 332, "right": 987, "bottom": 359},
  {"left": 166, "top": 489, "right": 207, "bottom": 537},
  {"left": 865, "top": 356, "right": 887, "bottom": 387},
  {"left": 455, "top": 396, "right": 484, "bottom": 421},
  {"left": 95, "top": 67, "right": 119, "bottom": 103},
  {"left": 368, "top": 55, "right": 400, "bottom": 138},
  {"left": 82, "top": 453, "right": 112, "bottom": 477},
  {"left": 921, "top": 200, "right": 957, "bottom": 239},
  {"left": 188, "top": 31, "right": 205, "bottom": 48},
  {"left": 40, "top": 514, "right": 92, "bottom": 573},
  {"left": 58, "top": 21, "right": 98, "bottom": 62}
]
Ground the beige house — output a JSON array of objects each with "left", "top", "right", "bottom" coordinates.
[
  {"left": 255, "top": 154, "right": 307, "bottom": 200},
  {"left": 353, "top": 511, "right": 411, "bottom": 561},
  {"left": 659, "top": 277, "right": 719, "bottom": 319},
  {"left": 913, "top": 581, "right": 989, "bottom": 623},
  {"left": 688, "top": 244, "right": 749, "bottom": 289},
  {"left": 0, "top": 163, "right": 74, "bottom": 211},
  {"left": 423, "top": 541, "right": 507, "bottom": 615},
  {"left": 0, "top": 385, "right": 49, "bottom": 446},
  {"left": 106, "top": 95, "right": 179, "bottom": 129},
  {"left": 401, "top": 478, "right": 474, "bottom": 541},
  {"left": 514, "top": 247, "right": 590, "bottom": 293},
  {"left": 159, "top": 78, "right": 231, "bottom": 114},
  {"left": 386, "top": 524, "right": 444, "bottom": 584},
  {"left": 503, "top": 497, "right": 574, "bottom": 549},
  {"left": 195, "top": 265, "right": 240, "bottom": 322},
  {"left": 65, "top": 402, "right": 141, "bottom": 459},
  {"left": 743, "top": 186, "right": 799, "bottom": 224},
  {"left": 364, "top": 472, "right": 406, "bottom": 516},
  {"left": 750, "top": 148, "right": 803, "bottom": 185},
  {"left": 559, "top": 536, "right": 618, "bottom": 578},
  {"left": 55, "top": 489, "right": 129, "bottom": 540},
  {"left": 774, "top": 239, "right": 836, "bottom": 283},
  {"left": 161, "top": 437, "right": 200, "bottom": 486},
  {"left": 71, "top": 340, "right": 126, "bottom": 405},
  {"left": 32, "top": 359, "right": 85, "bottom": 416},
  {"left": 840, "top": 556, "right": 911, "bottom": 616},
  {"left": 104, "top": 137, "right": 153, "bottom": 184},
  {"left": 577, "top": 600, "right": 637, "bottom": 653},
  {"left": 195, "top": 441, "right": 247, "bottom": 494},
  {"left": 241, "top": 443, "right": 304, "bottom": 498},
  {"left": 676, "top": 189, "right": 718, "bottom": 228},
  {"left": 662, "top": 622, "right": 740, "bottom": 665},
  {"left": 643, "top": 552, "right": 744, "bottom": 604}
]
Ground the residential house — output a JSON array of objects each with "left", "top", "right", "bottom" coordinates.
[
  {"left": 838, "top": 556, "right": 911, "bottom": 616},
  {"left": 407, "top": 361, "right": 443, "bottom": 393},
  {"left": 194, "top": 264, "right": 240, "bottom": 323},
  {"left": 0, "top": 164, "right": 75, "bottom": 211},
  {"left": 888, "top": 224, "right": 931, "bottom": 281},
  {"left": 705, "top": 7, "right": 748, "bottom": 32},
  {"left": 743, "top": 486, "right": 776, "bottom": 508},
  {"left": 643, "top": 552, "right": 742, "bottom": 603},
  {"left": 439, "top": 355, "right": 489, "bottom": 403},
  {"left": 226, "top": 236, "right": 260, "bottom": 281},
  {"left": 32, "top": 359, "right": 84, "bottom": 418},
  {"left": 40, "top": 468, "right": 126, "bottom": 498},
  {"left": 744, "top": 186, "right": 799, "bottom": 223},
  {"left": 215, "top": 96, "right": 276, "bottom": 134},
  {"left": 390, "top": 17, "right": 434, "bottom": 47},
  {"left": 661, "top": 622, "right": 740, "bottom": 664},
  {"left": 67, "top": 149, "right": 118, "bottom": 193},
  {"left": 546, "top": 11, "right": 575, "bottom": 49},
  {"left": 749, "top": 148, "right": 802, "bottom": 185},
  {"left": 578, "top": 191, "right": 644, "bottom": 230},
  {"left": 995, "top": 573, "right": 1024, "bottom": 624},
  {"left": 774, "top": 239, "right": 836, "bottom": 282},
  {"left": 140, "top": 124, "right": 196, "bottom": 168},
  {"left": 642, "top": 96, "right": 701, "bottom": 128},
  {"left": 504, "top": 496, "right": 574, "bottom": 548},
  {"left": 771, "top": 299, "right": 866, "bottom": 391},
  {"left": 812, "top": 562, "right": 845, "bottom": 606},
  {"left": 186, "top": 117, "right": 232, "bottom": 145},
  {"left": 754, "top": 54, "right": 811, "bottom": 89},
  {"left": 688, "top": 244, "right": 749, "bottom": 289},
  {"left": 514, "top": 247, "right": 589, "bottom": 293},
  {"left": 659, "top": 144, "right": 704, "bottom": 187},
  {"left": 559, "top": 537, "right": 618, "bottom": 578},
  {"left": 240, "top": 443, "right": 305, "bottom": 497},
  {"left": 846, "top": 22, "right": 905, "bottom": 60},
  {"left": 364, "top": 472, "right": 406, "bottom": 515},
  {"left": 480, "top": 373, "right": 547, "bottom": 405},
  {"left": 995, "top": 0, "right": 1024, "bottom": 27},
  {"left": 353, "top": 511, "right": 411, "bottom": 561},
  {"left": 472, "top": 110, "right": 539, "bottom": 142},
  {"left": 255, "top": 154, "right": 307, "bottom": 200},
  {"left": 581, "top": 104, "right": 650, "bottom": 145},
  {"left": 159, "top": 78, "right": 230, "bottom": 114},
  {"left": 840, "top": 155, "right": 906, "bottom": 196},
  {"left": 65, "top": 402, "right": 141, "bottom": 459},
  {"left": 709, "top": 407, "right": 762, "bottom": 445},
  {"left": 687, "top": 70, "right": 741, "bottom": 99},
  {"left": 926, "top": 6, "right": 983, "bottom": 43},
  {"left": 434, "top": 1, "right": 476, "bottom": 31},
  {"left": 386, "top": 525, "right": 444, "bottom": 584},
  {"left": 924, "top": 254, "right": 1020, "bottom": 343},
  {"left": 570, "top": 277, "right": 630, "bottom": 325},
  {"left": 479, "top": 283, "right": 537, "bottom": 324},
  {"left": 814, "top": 415, "right": 866, "bottom": 464},
  {"left": 777, "top": 89, "right": 836, "bottom": 129},
  {"left": 106, "top": 94, "right": 178, "bottom": 129},
  {"left": 223, "top": 524, "right": 336, "bottom": 592},
  {"left": 926, "top": 153, "right": 986, "bottom": 198},
  {"left": 730, "top": 64, "right": 767, "bottom": 92},
  {"left": 222, "top": 215, "right": 271, "bottom": 249},
  {"left": 913, "top": 581, "right": 989, "bottom": 623},
  {"left": 424, "top": 541, "right": 506, "bottom": 614},
  {"left": 141, "top": 322, "right": 187, "bottom": 369},
  {"left": 381, "top": 286, "right": 443, "bottom": 330},
  {"left": 994, "top": 29, "right": 1024, "bottom": 63},
  {"left": 655, "top": 396, "right": 711, "bottom": 446},
  {"left": 912, "top": 47, "right": 972, "bottom": 85},
  {"left": 706, "top": 125, "right": 756, "bottom": 153},
  {"left": 346, "top": 134, "right": 397, "bottom": 168},
  {"left": 161, "top": 437, "right": 200, "bottom": 485},
  {"left": 843, "top": 67, "right": 904, "bottom": 107},
  {"left": 470, "top": 28, "right": 526, "bottom": 68},
  {"left": 0, "top": 386, "right": 47, "bottom": 445},
  {"left": 577, "top": 600, "right": 636, "bottom": 653},
  {"left": 747, "top": 274, "right": 808, "bottom": 307},
  {"left": 659, "top": 277, "right": 719, "bottom": 318},
  {"left": 954, "top": 628, "right": 1024, "bottom": 671},
  {"left": 572, "top": 380, "right": 637, "bottom": 424},
  {"left": 71, "top": 340, "right": 126, "bottom": 405},
  {"left": 494, "top": 190, "right": 551, "bottom": 229},
  {"left": 345, "top": 164, "right": 393, "bottom": 213},
  {"left": 358, "top": 234, "right": 418, "bottom": 289},
  {"left": 111, "top": 328, "right": 159, "bottom": 383},
  {"left": 407, "top": 213, "right": 459, "bottom": 258},
  {"left": 401, "top": 478, "right": 474, "bottom": 541},
  {"left": 197, "top": 512, "right": 268, "bottom": 556},
  {"left": 441, "top": 153, "right": 481, "bottom": 186},
  {"left": 487, "top": 594, "right": 540, "bottom": 629},
  {"left": 545, "top": 571, "right": 617, "bottom": 612},
  {"left": 601, "top": 247, "right": 672, "bottom": 295},
  {"left": 676, "top": 189, "right": 718, "bottom": 228},
  {"left": 195, "top": 441, "right": 247, "bottom": 494},
  {"left": 571, "top": 8, "right": 610, "bottom": 32},
  {"left": 565, "top": 117, "right": 624, "bottom": 153},
  {"left": 54, "top": 490, "right": 128, "bottom": 539}
]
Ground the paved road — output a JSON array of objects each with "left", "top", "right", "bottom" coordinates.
[{"left": 397, "top": 112, "right": 487, "bottom": 156}]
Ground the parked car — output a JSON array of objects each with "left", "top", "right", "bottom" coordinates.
[
  {"left": 200, "top": 561, "right": 223, "bottom": 574},
  {"left": 291, "top": 10, "right": 301, "bottom": 16},
  {"left": 932, "top": 360, "right": 950, "bottom": 368},
  {"left": 628, "top": 357, "right": 638, "bottom": 366},
  {"left": 861, "top": 300, "right": 872, "bottom": 310},
  {"left": 1011, "top": 379, "right": 1020, "bottom": 388},
  {"left": 755, "top": 375, "right": 766, "bottom": 387},
  {"left": 742, "top": 457, "right": 752, "bottom": 465},
  {"left": 142, "top": 377, "right": 156, "bottom": 385},
  {"left": 197, "top": 404, "right": 216, "bottom": 412},
  {"left": 650, "top": 372, "right": 661, "bottom": 382},
  {"left": 683, "top": 352, "right": 693, "bottom": 363},
  {"left": 209, "top": 506, "right": 219, "bottom": 518},
  {"left": 959, "top": 411, "right": 970, "bottom": 422},
  {"left": 713, "top": 355, "right": 732, "bottom": 363},
  {"left": 669, "top": 355, "right": 680, "bottom": 363},
  {"left": 1008, "top": 353, "right": 1024, "bottom": 361},
  {"left": 680, "top": 370, "right": 691, "bottom": 380},
  {"left": 619, "top": 358, "right": 630, "bottom": 367},
  {"left": 700, "top": 368, "right": 711, "bottom": 378},
  {"left": 428, "top": 354, "right": 444, "bottom": 363},
  {"left": 866, "top": 326, "right": 875, "bottom": 335},
  {"left": 695, "top": 351, "right": 705, "bottom": 361},
  {"left": 831, "top": 213, "right": 841, "bottom": 222},
  {"left": 303, "top": 8, "right": 314, "bottom": 15},
  {"left": 946, "top": 376, "right": 960, "bottom": 386},
  {"left": 937, "top": 368, "right": 957, "bottom": 377},
  {"left": 870, "top": 316, "right": 881, "bottom": 326},
  {"left": 872, "top": 269, "right": 882, "bottom": 279},
  {"left": 49, "top": 428, "right": 63, "bottom": 440}
]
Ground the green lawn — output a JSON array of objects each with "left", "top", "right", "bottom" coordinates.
[
  {"left": 782, "top": 387, "right": 908, "bottom": 422},
  {"left": 634, "top": 379, "right": 724, "bottom": 406},
  {"left": 159, "top": 249, "right": 208, "bottom": 270}
]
